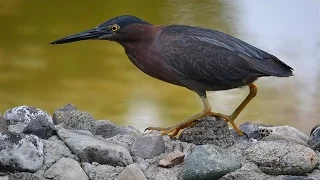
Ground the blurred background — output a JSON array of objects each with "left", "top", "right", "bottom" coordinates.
[{"left": 0, "top": 0, "right": 319, "bottom": 134}]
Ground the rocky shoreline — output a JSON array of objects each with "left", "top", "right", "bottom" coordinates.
[{"left": 0, "top": 104, "right": 319, "bottom": 180}]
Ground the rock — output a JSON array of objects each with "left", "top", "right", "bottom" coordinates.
[
  {"left": 106, "top": 134, "right": 137, "bottom": 149},
  {"left": 0, "top": 132, "right": 44, "bottom": 173},
  {"left": 61, "top": 110, "right": 96, "bottom": 133},
  {"left": 179, "top": 145, "right": 241, "bottom": 180},
  {"left": 0, "top": 113, "right": 7, "bottom": 133},
  {"left": 239, "top": 122, "right": 271, "bottom": 140},
  {"left": 22, "top": 116, "right": 56, "bottom": 139},
  {"left": 164, "top": 137, "right": 197, "bottom": 157},
  {"left": 82, "top": 162, "right": 124, "bottom": 180},
  {"left": 94, "top": 120, "right": 141, "bottom": 138},
  {"left": 0, "top": 176, "right": 8, "bottom": 180},
  {"left": 57, "top": 129, "right": 133, "bottom": 166},
  {"left": 115, "top": 164, "right": 147, "bottom": 180},
  {"left": 44, "top": 157, "right": 88, "bottom": 180},
  {"left": 52, "top": 104, "right": 77, "bottom": 125},
  {"left": 220, "top": 160, "right": 282, "bottom": 180},
  {"left": 159, "top": 151, "right": 185, "bottom": 168},
  {"left": 308, "top": 124, "right": 320, "bottom": 151},
  {"left": 307, "top": 169, "right": 320, "bottom": 180},
  {"left": 8, "top": 170, "right": 46, "bottom": 180},
  {"left": 42, "top": 136, "right": 78, "bottom": 169},
  {"left": 262, "top": 125, "right": 309, "bottom": 143},
  {"left": 179, "top": 116, "right": 235, "bottom": 147},
  {"left": 131, "top": 135, "right": 165, "bottom": 159},
  {"left": 283, "top": 177, "right": 318, "bottom": 180},
  {"left": 262, "top": 134, "right": 309, "bottom": 146},
  {"left": 3, "top": 106, "right": 52, "bottom": 125},
  {"left": 7, "top": 123, "right": 28, "bottom": 134},
  {"left": 243, "top": 141, "right": 318, "bottom": 175}
]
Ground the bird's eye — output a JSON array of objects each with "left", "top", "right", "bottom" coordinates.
[{"left": 111, "top": 24, "right": 120, "bottom": 32}]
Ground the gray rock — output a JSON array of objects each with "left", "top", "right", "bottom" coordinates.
[
  {"left": 164, "top": 137, "right": 197, "bottom": 157},
  {"left": 94, "top": 120, "right": 141, "bottom": 138},
  {"left": 135, "top": 154, "right": 181, "bottom": 180},
  {"left": 262, "top": 134, "right": 309, "bottom": 146},
  {"left": 263, "top": 125, "right": 309, "bottom": 143},
  {"left": 131, "top": 135, "right": 165, "bottom": 159},
  {"left": 243, "top": 141, "right": 318, "bottom": 175},
  {"left": 308, "top": 124, "right": 320, "bottom": 151},
  {"left": 3, "top": 106, "right": 52, "bottom": 125},
  {"left": 82, "top": 162, "right": 124, "bottom": 180},
  {"left": 159, "top": 151, "right": 185, "bottom": 168},
  {"left": 42, "top": 136, "right": 78, "bottom": 169},
  {"left": 239, "top": 122, "right": 272, "bottom": 140},
  {"left": 7, "top": 123, "right": 27, "bottom": 134},
  {"left": 106, "top": 134, "right": 137, "bottom": 149},
  {"left": 220, "top": 161, "right": 285, "bottom": 180},
  {"left": 61, "top": 110, "right": 96, "bottom": 133},
  {"left": 115, "top": 164, "right": 147, "bottom": 180},
  {"left": 179, "top": 145, "right": 241, "bottom": 180},
  {"left": 44, "top": 157, "right": 88, "bottom": 180},
  {"left": 0, "top": 132, "right": 44, "bottom": 172},
  {"left": 307, "top": 169, "right": 320, "bottom": 179},
  {"left": 283, "top": 177, "right": 318, "bottom": 180},
  {"left": 179, "top": 116, "right": 235, "bottom": 147},
  {"left": 52, "top": 104, "right": 77, "bottom": 125},
  {"left": 0, "top": 113, "right": 7, "bottom": 133},
  {"left": 8, "top": 170, "right": 47, "bottom": 180},
  {"left": 0, "top": 176, "right": 8, "bottom": 180},
  {"left": 23, "top": 116, "right": 56, "bottom": 139},
  {"left": 57, "top": 129, "right": 133, "bottom": 166}
]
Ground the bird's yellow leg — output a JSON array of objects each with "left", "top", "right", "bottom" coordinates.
[
  {"left": 145, "top": 96, "right": 212, "bottom": 137},
  {"left": 146, "top": 83, "right": 257, "bottom": 137},
  {"left": 209, "top": 83, "right": 258, "bottom": 135}
]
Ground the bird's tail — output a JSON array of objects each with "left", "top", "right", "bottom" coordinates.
[{"left": 266, "top": 55, "right": 293, "bottom": 77}]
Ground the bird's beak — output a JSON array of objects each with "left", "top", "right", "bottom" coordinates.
[{"left": 50, "top": 27, "right": 111, "bottom": 44}]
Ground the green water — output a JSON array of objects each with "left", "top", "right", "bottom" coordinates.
[{"left": 0, "top": 0, "right": 319, "bottom": 133}]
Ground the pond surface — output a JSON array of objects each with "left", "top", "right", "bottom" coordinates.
[{"left": 0, "top": 0, "right": 319, "bottom": 133}]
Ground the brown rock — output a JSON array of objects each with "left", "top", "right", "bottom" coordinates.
[{"left": 158, "top": 151, "right": 185, "bottom": 168}]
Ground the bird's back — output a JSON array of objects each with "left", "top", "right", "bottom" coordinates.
[{"left": 154, "top": 25, "right": 293, "bottom": 91}]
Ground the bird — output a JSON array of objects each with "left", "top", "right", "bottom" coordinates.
[{"left": 51, "top": 15, "right": 293, "bottom": 137}]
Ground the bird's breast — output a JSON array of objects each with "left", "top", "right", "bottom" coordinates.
[{"left": 124, "top": 43, "right": 178, "bottom": 85}]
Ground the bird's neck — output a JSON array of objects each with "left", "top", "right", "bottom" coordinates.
[{"left": 117, "top": 25, "right": 164, "bottom": 50}]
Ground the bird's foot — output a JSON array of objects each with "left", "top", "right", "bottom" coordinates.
[
  {"left": 145, "top": 121, "right": 197, "bottom": 138},
  {"left": 208, "top": 112, "right": 244, "bottom": 136}
]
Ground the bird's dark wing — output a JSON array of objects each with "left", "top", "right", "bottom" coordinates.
[{"left": 156, "top": 25, "right": 293, "bottom": 86}]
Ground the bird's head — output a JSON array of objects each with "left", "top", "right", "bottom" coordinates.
[{"left": 50, "top": 15, "right": 152, "bottom": 44}]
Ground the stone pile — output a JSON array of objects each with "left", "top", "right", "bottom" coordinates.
[{"left": 0, "top": 105, "right": 319, "bottom": 180}]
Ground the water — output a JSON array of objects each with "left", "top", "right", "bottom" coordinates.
[{"left": 0, "top": 0, "right": 319, "bottom": 133}]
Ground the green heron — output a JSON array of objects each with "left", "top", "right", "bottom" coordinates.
[{"left": 51, "top": 15, "right": 293, "bottom": 137}]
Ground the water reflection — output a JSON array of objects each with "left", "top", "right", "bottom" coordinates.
[{"left": 0, "top": 1, "right": 319, "bottom": 133}]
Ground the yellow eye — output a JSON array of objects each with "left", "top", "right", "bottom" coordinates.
[{"left": 111, "top": 24, "right": 120, "bottom": 32}]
